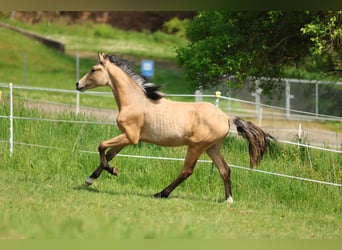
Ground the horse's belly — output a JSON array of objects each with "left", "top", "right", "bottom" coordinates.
[{"left": 140, "top": 114, "right": 189, "bottom": 146}]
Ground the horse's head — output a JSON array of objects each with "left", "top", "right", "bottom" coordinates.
[{"left": 76, "top": 53, "right": 110, "bottom": 91}]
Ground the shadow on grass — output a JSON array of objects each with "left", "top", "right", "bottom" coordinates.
[{"left": 72, "top": 184, "right": 226, "bottom": 204}]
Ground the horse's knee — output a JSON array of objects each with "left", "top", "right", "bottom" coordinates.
[
  {"left": 181, "top": 168, "right": 194, "bottom": 178},
  {"left": 98, "top": 143, "right": 106, "bottom": 153}
]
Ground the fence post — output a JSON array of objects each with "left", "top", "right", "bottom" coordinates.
[
  {"left": 9, "top": 83, "right": 13, "bottom": 156},
  {"left": 23, "top": 51, "right": 27, "bottom": 85},
  {"left": 285, "top": 80, "right": 294, "bottom": 118},
  {"left": 76, "top": 91, "right": 80, "bottom": 115},
  {"left": 258, "top": 107, "right": 263, "bottom": 127},
  {"left": 215, "top": 91, "right": 221, "bottom": 107},
  {"left": 315, "top": 82, "right": 318, "bottom": 117},
  {"left": 76, "top": 51, "right": 80, "bottom": 114},
  {"left": 251, "top": 79, "right": 262, "bottom": 117},
  {"left": 226, "top": 90, "right": 231, "bottom": 113},
  {"left": 298, "top": 123, "right": 304, "bottom": 148},
  {"left": 195, "top": 89, "right": 202, "bottom": 102}
]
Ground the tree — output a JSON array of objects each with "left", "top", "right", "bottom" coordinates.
[
  {"left": 300, "top": 11, "right": 342, "bottom": 72},
  {"left": 177, "top": 11, "right": 342, "bottom": 96}
]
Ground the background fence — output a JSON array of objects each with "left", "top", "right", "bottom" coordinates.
[
  {"left": 0, "top": 82, "right": 341, "bottom": 187},
  {"left": 1, "top": 82, "right": 342, "bottom": 150},
  {"left": 202, "top": 77, "right": 342, "bottom": 118}
]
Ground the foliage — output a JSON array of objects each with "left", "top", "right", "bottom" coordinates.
[
  {"left": 177, "top": 11, "right": 342, "bottom": 97},
  {"left": 317, "top": 84, "right": 342, "bottom": 116},
  {"left": 163, "top": 17, "right": 190, "bottom": 38},
  {"left": 301, "top": 11, "right": 342, "bottom": 72}
]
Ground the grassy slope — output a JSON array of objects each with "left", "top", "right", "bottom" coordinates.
[
  {"left": 0, "top": 27, "right": 87, "bottom": 88},
  {"left": 0, "top": 20, "right": 192, "bottom": 94},
  {"left": 1, "top": 19, "right": 188, "bottom": 59}
]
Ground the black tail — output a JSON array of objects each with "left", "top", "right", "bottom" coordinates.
[{"left": 233, "top": 117, "right": 275, "bottom": 168}]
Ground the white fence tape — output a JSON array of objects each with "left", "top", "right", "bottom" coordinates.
[
  {"left": 0, "top": 83, "right": 341, "bottom": 187},
  {"left": 1, "top": 114, "right": 340, "bottom": 154},
  {"left": 0, "top": 140, "right": 340, "bottom": 187}
]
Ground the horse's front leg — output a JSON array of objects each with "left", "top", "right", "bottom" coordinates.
[
  {"left": 84, "top": 146, "right": 124, "bottom": 185},
  {"left": 84, "top": 134, "right": 131, "bottom": 186}
]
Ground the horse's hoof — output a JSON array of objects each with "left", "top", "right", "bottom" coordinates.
[
  {"left": 153, "top": 192, "right": 162, "bottom": 198},
  {"left": 112, "top": 167, "right": 119, "bottom": 176},
  {"left": 226, "top": 196, "right": 234, "bottom": 204},
  {"left": 153, "top": 192, "right": 168, "bottom": 199},
  {"left": 84, "top": 177, "right": 94, "bottom": 186}
]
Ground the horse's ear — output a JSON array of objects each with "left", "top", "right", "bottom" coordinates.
[{"left": 98, "top": 52, "right": 105, "bottom": 64}]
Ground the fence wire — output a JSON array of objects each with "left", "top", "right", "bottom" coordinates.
[
  {"left": 0, "top": 83, "right": 341, "bottom": 187},
  {"left": 0, "top": 140, "right": 340, "bottom": 187},
  {"left": 1, "top": 113, "right": 341, "bottom": 154}
]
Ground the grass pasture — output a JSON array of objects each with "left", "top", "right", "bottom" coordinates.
[
  {"left": 1, "top": 18, "right": 188, "bottom": 60},
  {"left": 0, "top": 102, "right": 341, "bottom": 239},
  {"left": 0, "top": 18, "right": 341, "bottom": 240}
]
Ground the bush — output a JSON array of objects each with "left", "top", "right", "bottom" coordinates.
[
  {"left": 163, "top": 17, "right": 190, "bottom": 38},
  {"left": 93, "top": 24, "right": 116, "bottom": 39}
]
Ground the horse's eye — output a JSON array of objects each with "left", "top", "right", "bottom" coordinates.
[{"left": 90, "top": 68, "right": 96, "bottom": 73}]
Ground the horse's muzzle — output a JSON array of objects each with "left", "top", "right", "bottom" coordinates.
[{"left": 76, "top": 82, "right": 85, "bottom": 92}]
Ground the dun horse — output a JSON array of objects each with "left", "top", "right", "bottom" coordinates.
[{"left": 76, "top": 53, "right": 274, "bottom": 203}]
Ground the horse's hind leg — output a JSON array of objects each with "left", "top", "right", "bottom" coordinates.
[
  {"left": 207, "top": 144, "right": 233, "bottom": 203},
  {"left": 154, "top": 146, "right": 204, "bottom": 198}
]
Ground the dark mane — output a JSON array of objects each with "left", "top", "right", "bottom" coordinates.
[{"left": 104, "top": 54, "right": 164, "bottom": 100}]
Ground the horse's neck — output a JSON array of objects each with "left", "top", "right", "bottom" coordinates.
[{"left": 107, "top": 66, "right": 146, "bottom": 110}]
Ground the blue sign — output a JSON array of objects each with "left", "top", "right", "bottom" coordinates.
[{"left": 141, "top": 60, "right": 154, "bottom": 79}]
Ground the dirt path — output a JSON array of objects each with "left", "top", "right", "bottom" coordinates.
[
  {"left": 24, "top": 101, "right": 117, "bottom": 122},
  {"left": 23, "top": 100, "right": 341, "bottom": 151}
]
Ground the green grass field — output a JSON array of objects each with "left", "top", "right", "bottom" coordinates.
[
  {"left": 0, "top": 102, "right": 341, "bottom": 239},
  {"left": 0, "top": 19, "right": 341, "bottom": 239}
]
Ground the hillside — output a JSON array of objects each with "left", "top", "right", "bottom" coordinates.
[
  {"left": 6, "top": 11, "right": 196, "bottom": 32},
  {"left": 0, "top": 20, "right": 192, "bottom": 93},
  {"left": 0, "top": 27, "right": 76, "bottom": 88}
]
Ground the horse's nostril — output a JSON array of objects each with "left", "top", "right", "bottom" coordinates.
[{"left": 76, "top": 82, "right": 85, "bottom": 92}]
